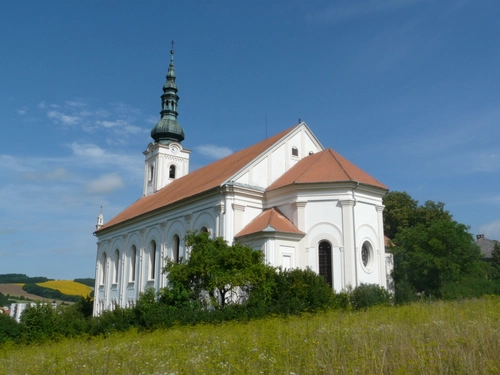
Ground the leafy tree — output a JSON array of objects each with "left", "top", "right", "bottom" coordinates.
[
  {"left": 491, "top": 241, "right": 500, "bottom": 280},
  {"left": 164, "top": 232, "right": 272, "bottom": 309},
  {"left": 383, "top": 191, "right": 418, "bottom": 239},
  {"left": 392, "top": 218, "right": 483, "bottom": 299},
  {"left": 383, "top": 191, "right": 452, "bottom": 240}
]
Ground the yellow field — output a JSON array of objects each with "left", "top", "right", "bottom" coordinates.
[{"left": 36, "top": 281, "right": 92, "bottom": 297}]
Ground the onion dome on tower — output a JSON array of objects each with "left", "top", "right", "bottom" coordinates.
[{"left": 151, "top": 43, "right": 185, "bottom": 145}]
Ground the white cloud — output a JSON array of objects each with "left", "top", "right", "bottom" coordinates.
[
  {"left": 16, "top": 109, "right": 26, "bottom": 115},
  {"left": 84, "top": 173, "right": 125, "bottom": 195},
  {"left": 196, "top": 145, "right": 233, "bottom": 160},
  {"left": 96, "top": 119, "right": 124, "bottom": 128},
  {"left": 47, "top": 110, "right": 80, "bottom": 125},
  {"left": 38, "top": 101, "right": 46, "bottom": 108},
  {"left": 479, "top": 220, "right": 500, "bottom": 241},
  {"left": 66, "top": 101, "right": 87, "bottom": 108},
  {"left": 70, "top": 142, "right": 106, "bottom": 158}
]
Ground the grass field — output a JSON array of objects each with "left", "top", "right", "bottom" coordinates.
[{"left": 1, "top": 296, "right": 499, "bottom": 374}]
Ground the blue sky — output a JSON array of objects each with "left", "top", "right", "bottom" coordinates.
[{"left": 1, "top": 0, "right": 499, "bottom": 280}]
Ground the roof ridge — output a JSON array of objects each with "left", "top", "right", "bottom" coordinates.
[
  {"left": 326, "top": 148, "right": 351, "bottom": 180},
  {"left": 328, "top": 148, "right": 387, "bottom": 188}
]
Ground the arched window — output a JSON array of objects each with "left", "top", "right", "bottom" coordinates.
[
  {"left": 130, "top": 245, "right": 136, "bottom": 282},
  {"left": 200, "top": 227, "right": 208, "bottom": 233},
  {"left": 149, "top": 165, "right": 154, "bottom": 182},
  {"left": 150, "top": 240, "right": 156, "bottom": 280},
  {"left": 114, "top": 249, "right": 119, "bottom": 284},
  {"left": 173, "top": 235, "right": 180, "bottom": 263},
  {"left": 101, "top": 253, "right": 107, "bottom": 285},
  {"left": 292, "top": 147, "right": 299, "bottom": 157},
  {"left": 318, "top": 241, "right": 332, "bottom": 287},
  {"left": 169, "top": 165, "right": 176, "bottom": 179},
  {"left": 361, "top": 241, "right": 373, "bottom": 269}
]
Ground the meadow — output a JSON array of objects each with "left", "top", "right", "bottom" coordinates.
[{"left": 1, "top": 296, "right": 499, "bottom": 375}]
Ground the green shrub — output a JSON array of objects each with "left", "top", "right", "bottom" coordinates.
[
  {"left": 0, "top": 313, "right": 23, "bottom": 344},
  {"left": 20, "top": 303, "right": 58, "bottom": 343},
  {"left": 394, "top": 279, "right": 418, "bottom": 305},
  {"left": 89, "top": 307, "right": 136, "bottom": 336},
  {"left": 267, "top": 267, "right": 335, "bottom": 314},
  {"left": 350, "top": 283, "right": 391, "bottom": 310},
  {"left": 441, "top": 276, "right": 500, "bottom": 300}
]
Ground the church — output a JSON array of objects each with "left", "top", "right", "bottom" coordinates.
[{"left": 93, "top": 48, "right": 390, "bottom": 315}]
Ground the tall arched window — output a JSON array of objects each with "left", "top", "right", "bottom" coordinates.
[
  {"left": 169, "top": 165, "right": 176, "bottom": 179},
  {"left": 130, "top": 245, "right": 136, "bottom": 282},
  {"left": 318, "top": 241, "right": 332, "bottom": 287},
  {"left": 173, "top": 235, "right": 180, "bottom": 263},
  {"left": 101, "top": 252, "right": 107, "bottom": 285},
  {"left": 114, "top": 249, "right": 119, "bottom": 284},
  {"left": 150, "top": 240, "right": 156, "bottom": 280}
]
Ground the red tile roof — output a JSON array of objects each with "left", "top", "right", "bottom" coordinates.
[
  {"left": 267, "top": 148, "right": 388, "bottom": 191},
  {"left": 235, "top": 207, "right": 304, "bottom": 238},
  {"left": 97, "top": 125, "right": 298, "bottom": 232}
]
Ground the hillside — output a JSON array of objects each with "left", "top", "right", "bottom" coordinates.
[{"left": 0, "top": 284, "right": 51, "bottom": 302}]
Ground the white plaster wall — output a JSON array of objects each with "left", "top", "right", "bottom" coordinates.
[
  {"left": 354, "top": 200, "right": 384, "bottom": 286},
  {"left": 270, "top": 144, "right": 286, "bottom": 183},
  {"left": 251, "top": 158, "right": 268, "bottom": 188}
]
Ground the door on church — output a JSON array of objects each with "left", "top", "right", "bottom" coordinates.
[{"left": 318, "top": 241, "right": 332, "bottom": 287}]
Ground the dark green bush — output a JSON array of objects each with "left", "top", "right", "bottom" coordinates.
[
  {"left": 0, "top": 313, "right": 23, "bottom": 344},
  {"left": 440, "top": 276, "right": 500, "bottom": 300},
  {"left": 20, "top": 303, "right": 58, "bottom": 342},
  {"left": 267, "top": 267, "right": 335, "bottom": 314},
  {"left": 350, "top": 283, "right": 391, "bottom": 310},
  {"left": 22, "top": 283, "right": 81, "bottom": 302}
]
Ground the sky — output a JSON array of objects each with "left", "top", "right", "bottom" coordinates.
[{"left": 1, "top": 0, "right": 499, "bottom": 280}]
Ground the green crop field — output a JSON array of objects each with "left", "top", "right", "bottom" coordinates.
[{"left": 1, "top": 297, "right": 500, "bottom": 374}]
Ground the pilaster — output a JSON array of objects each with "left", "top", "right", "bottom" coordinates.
[{"left": 340, "top": 199, "right": 356, "bottom": 288}]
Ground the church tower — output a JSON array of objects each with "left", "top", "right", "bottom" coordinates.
[{"left": 143, "top": 43, "right": 191, "bottom": 196}]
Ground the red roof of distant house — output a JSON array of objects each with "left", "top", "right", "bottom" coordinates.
[{"left": 236, "top": 207, "right": 304, "bottom": 238}]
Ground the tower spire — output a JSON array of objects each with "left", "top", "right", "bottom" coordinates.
[{"left": 150, "top": 41, "right": 185, "bottom": 145}]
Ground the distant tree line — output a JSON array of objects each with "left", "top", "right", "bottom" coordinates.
[
  {"left": 22, "top": 284, "right": 81, "bottom": 303},
  {"left": 73, "top": 278, "right": 95, "bottom": 287},
  {"left": 0, "top": 274, "right": 52, "bottom": 284}
]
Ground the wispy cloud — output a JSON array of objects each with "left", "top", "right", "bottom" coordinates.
[
  {"left": 479, "top": 220, "right": 500, "bottom": 240},
  {"left": 84, "top": 173, "right": 124, "bottom": 195},
  {"left": 47, "top": 110, "right": 80, "bottom": 125},
  {"left": 16, "top": 109, "right": 26, "bottom": 115},
  {"left": 22, "top": 167, "right": 71, "bottom": 182},
  {"left": 196, "top": 145, "right": 233, "bottom": 160}
]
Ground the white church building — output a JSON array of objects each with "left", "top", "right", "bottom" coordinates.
[{"left": 93, "top": 48, "right": 389, "bottom": 315}]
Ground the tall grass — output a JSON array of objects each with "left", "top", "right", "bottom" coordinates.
[{"left": 2, "top": 297, "right": 499, "bottom": 374}]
